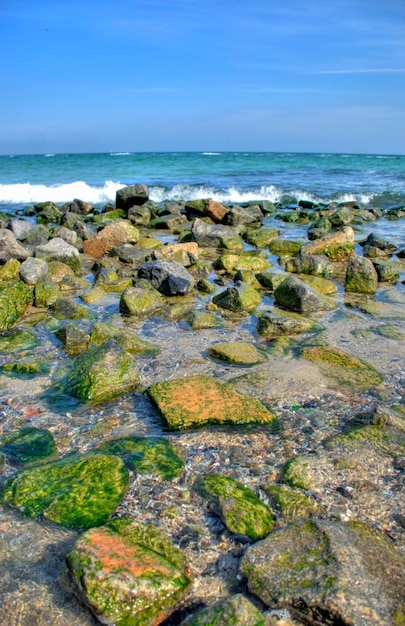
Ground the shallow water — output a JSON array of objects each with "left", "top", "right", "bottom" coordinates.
[{"left": 0, "top": 214, "right": 405, "bottom": 624}]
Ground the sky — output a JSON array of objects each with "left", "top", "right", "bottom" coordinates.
[{"left": 0, "top": 0, "right": 405, "bottom": 155}]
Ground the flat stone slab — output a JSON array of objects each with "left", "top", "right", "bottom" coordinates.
[
  {"left": 66, "top": 517, "right": 192, "bottom": 626},
  {"left": 147, "top": 375, "right": 276, "bottom": 430}
]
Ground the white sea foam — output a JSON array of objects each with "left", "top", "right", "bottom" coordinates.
[{"left": 0, "top": 180, "right": 123, "bottom": 204}]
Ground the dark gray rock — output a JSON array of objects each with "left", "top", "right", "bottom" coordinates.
[
  {"left": 0, "top": 228, "right": 31, "bottom": 262},
  {"left": 274, "top": 276, "right": 336, "bottom": 314},
  {"left": 138, "top": 260, "right": 195, "bottom": 296},
  {"left": 19, "top": 257, "right": 49, "bottom": 285},
  {"left": 116, "top": 184, "right": 149, "bottom": 210}
]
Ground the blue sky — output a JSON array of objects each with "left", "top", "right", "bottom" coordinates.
[{"left": 1, "top": 0, "right": 404, "bottom": 154}]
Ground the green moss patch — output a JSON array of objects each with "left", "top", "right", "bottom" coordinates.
[
  {"left": 0, "top": 427, "right": 57, "bottom": 466},
  {"left": 0, "top": 452, "right": 129, "bottom": 528}
]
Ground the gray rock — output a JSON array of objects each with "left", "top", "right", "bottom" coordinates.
[
  {"left": 34, "top": 237, "right": 80, "bottom": 270},
  {"left": 10, "top": 219, "right": 36, "bottom": 241},
  {"left": 61, "top": 198, "right": 94, "bottom": 215},
  {"left": 19, "top": 257, "right": 49, "bottom": 285},
  {"left": 138, "top": 260, "right": 195, "bottom": 296},
  {"left": 0, "top": 228, "right": 31, "bottom": 262},
  {"left": 191, "top": 218, "right": 243, "bottom": 249},
  {"left": 285, "top": 252, "right": 332, "bottom": 276},
  {"left": 274, "top": 275, "right": 336, "bottom": 314},
  {"left": 224, "top": 204, "right": 263, "bottom": 226},
  {"left": 240, "top": 518, "right": 405, "bottom": 626},
  {"left": 372, "top": 260, "right": 400, "bottom": 283},
  {"left": 116, "top": 184, "right": 149, "bottom": 210}
]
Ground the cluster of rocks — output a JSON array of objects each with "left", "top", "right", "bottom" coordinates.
[{"left": 0, "top": 184, "right": 404, "bottom": 625}]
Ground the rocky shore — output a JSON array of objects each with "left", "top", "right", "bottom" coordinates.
[{"left": 0, "top": 185, "right": 404, "bottom": 625}]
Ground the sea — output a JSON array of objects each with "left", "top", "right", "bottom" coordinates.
[{"left": 1, "top": 151, "right": 405, "bottom": 212}]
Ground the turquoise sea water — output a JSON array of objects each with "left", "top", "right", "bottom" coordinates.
[{"left": 0, "top": 151, "right": 405, "bottom": 210}]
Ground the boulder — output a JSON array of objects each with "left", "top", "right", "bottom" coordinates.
[
  {"left": 120, "top": 285, "right": 166, "bottom": 316},
  {"left": 224, "top": 204, "right": 263, "bottom": 226},
  {"left": 285, "top": 252, "right": 332, "bottom": 277},
  {"left": 82, "top": 220, "right": 139, "bottom": 259},
  {"left": 115, "top": 184, "right": 149, "bottom": 210},
  {"left": 212, "top": 281, "right": 262, "bottom": 312},
  {"left": 0, "top": 228, "right": 31, "bottom": 262},
  {"left": 185, "top": 198, "right": 229, "bottom": 223},
  {"left": 197, "top": 473, "right": 274, "bottom": 540},
  {"left": 344, "top": 254, "right": 378, "bottom": 294},
  {"left": 301, "top": 226, "right": 355, "bottom": 260},
  {"left": 274, "top": 276, "right": 336, "bottom": 314},
  {"left": 138, "top": 260, "right": 195, "bottom": 296},
  {"left": 66, "top": 517, "right": 192, "bottom": 626},
  {"left": 34, "top": 237, "right": 80, "bottom": 271},
  {"left": 0, "top": 281, "right": 34, "bottom": 330},
  {"left": 19, "top": 257, "right": 49, "bottom": 285},
  {"left": 240, "top": 519, "right": 405, "bottom": 626},
  {"left": 61, "top": 198, "right": 94, "bottom": 215},
  {"left": 191, "top": 218, "right": 244, "bottom": 250},
  {"left": 147, "top": 374, "right": 277, "bottom": 430},
  {"left": 61, "top": 339, "right": 140, "bottom": 402},
  {"left": 0, "top": 452, "right": 129, "bottom": 528}
]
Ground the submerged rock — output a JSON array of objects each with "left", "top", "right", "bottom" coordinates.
[
  {"left": 66, "top": 517, "right": 192, "bottom": 626},
  {"left": 257, "top": 310, "right": 316, "bottom": 339},
  {"left": 0, "top": 427, "right": 57, "bottom": 467},
  {"left": 61, "top": 339, "right": 140, "bottom": 402},
  {"left": 147, "top": 375, "right": 277, "bottom": 430},
  {"left": 262, "top": 484, "right": 324, "bottom": 522},
  {"left": 100, "top": 436, "right": 184, "bottom": 480},
  {"left": 301, "top": 345, "right": 383, "bottom": 391},
  {"left": 180, "top": 594, "right": 269, "bottom": 625},
  {"left": 240, "top": 518, "right": 405, "bottom": 626},
  {"left": 0, "top": 452, "right": 129, "bottom": 528},
  {"left": 209, "top": 341, "right": 267, "bottom": 365},
  {"left": 274, "top": 276, "right": 336, "bottom": 314},
  {"left": 197, "top": 473, "right": 274, "bottom": 540}
]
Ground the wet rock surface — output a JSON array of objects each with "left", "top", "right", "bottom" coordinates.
[{"left": 0, "top": 190, "right": 404, "bottom": 625}]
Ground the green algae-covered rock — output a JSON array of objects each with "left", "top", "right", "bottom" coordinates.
[
  {"left": 345, "top": 254, "right": 378, "bottom": 294},
  {"left": 100, "top": 437, "right": 184, "bottom": 481},
  {"left": 212, "top": 282, "right": 262, "bottom": 312},
  {"left": 34, "top": 277, "right": 61, "bottom": 307},
  {"left": 240, "top": 519, "right": 405, "bottom": 625},
  {"left": 262, "top": 484, "right": 324, "bottom": 522},
  {"left": 301, "top": 345, "right": 383, "bottom": 391},
  {"left": 281, "top": 455, "right": 317, "bottom": 491},
  {"left": 197, "top": 474, "right": 274, "bottom": 540},
  {"left": 213, "top": 253, "right": 271, "bottom": 273},
  {"left": 120, "top": 286, "right": 165, "bottom": 316},
  {"left": 244, "top": 227, "right": 280, "bottom": 248},
  {"left": 61, "top": 339, "right": 140, "bottom": 402},
  {"left": 0, "top": 258, "right": 21, "bottom": 281},
  {"left": 2, "top": 357, "right": 50, "bottom": 375},
  {"left": 0, "top": 329, "right": 39, "bottom": 353},
  {"left": 274, "top": 276, "right": 336, "bottom": 314},
  {"left": 209, "top": 341, "right": 267, "bottom": 365},
  {"left": 66, "top": 517, "right": 192, "bottom": 626},
  {"left": 269, "top": 239, "right": 304, "bottom": 257},
  {"left": 90, "top": 322, "right": 159, "bottom": 355},
  {"left": 181, "top": 594, "right": 267, "bottom": 625},
  {"left": 52, "top": 297, "right": 89, "bottom": 320},
  {"left": 147, "top": 375, "right": 277, "bottom": 431},
  {"left": 257, "top": 309, "right": 316, "bottom": 340},
  {"left": 301, "top": 226, "right": 355, "bottom": 260},
  {"left": 295, "top": 273, "right": 338, "bottom": 295},
  {"left": 255, "top": 271, "right": 287, "bottom": 292},
  {"left": 188, "top": 310, "right": 222, "bottom": 330},
  {"left": 0, "top": 280, "right": 34, "bottom": 331},
  {"left": 0, "top": 452, "right": 129, "bottom": 528},
  {"left": 0, "top": 427, "right": 57, "bottom": 467}
]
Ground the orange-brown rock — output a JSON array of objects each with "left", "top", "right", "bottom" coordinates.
[{"left": 82, "top": 220, "right": 139, "bottom": 259}]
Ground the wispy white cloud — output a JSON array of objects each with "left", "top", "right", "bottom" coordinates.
[{"left": 313, "top": 68, "right": 405, "bottom": 75}]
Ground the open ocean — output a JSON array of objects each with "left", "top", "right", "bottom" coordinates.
[{"left": 1, "top": 151, "right": 405, "bottom": 211}]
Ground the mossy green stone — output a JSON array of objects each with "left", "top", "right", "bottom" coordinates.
[
  {"left": 62, "top": 339, "right": 140, "bottom": 402},
  {"left": 100, "top": 437, "right": 184, "bottom": 481},
  {"left": 147, "top": 375, "right": 276, "bottom": 430},
  {"left": 0, "top": 280, "right": 34, "bottom": 330},
  {"left": 120, "top": 286, "right": 165, "bottom": 316},
  {"left": 255, "top": 271, "right": 287, "bottom": 292},
  {"left": 198, "top": 474, "right": 274, "bottom": 540},
  {"left": 0, "top": 427, "right": 57, "bottom": 466},
  {"left": 281, "top": 456, "right": 315, "bottom": 490},
  {"left": 93, "top": 209, "right": 126, "bottom": 224},
  {"left": 0, "top": 329, "right": 39, "bottom": 353},
  {"left": 295, "top": 274, "right": 338, "bottom": 295},
  {"left": 263, "top": 484, "right": 324, "bottom": 521},
  {"left": 66, "top": 517, "right": 192, "bottom": 626},
  {"left": 269, "top": 239, "right": 304, "bottom": 256},
  {"left": 209, "top": 341, "right": 267, "bottom": 365},
  {"left": 52, "top": 298, "right": 89, "bottom": 320},
  {"left": 301, "top": 345, "right": 384, "bottom": 391},
  {"left": 244, "top": 227, "right": 280, "bottom": 248},
  {"left": 212, "top": 282, "right": 261, "bottom": 312},
  {"left": 0, "top": 452, "right": 129, "bottom": 528},
  {"left": 90, "top": 322, "right": 159, "bottom": 355},
  {"left": 213, "top": 253, "right": 271, "bottom": 273},
  {"left": 2, "top": 358, "right": 50, "bottom": 376},
  {"left": 183, "top": 594, "right": 267, "bottom": 625},
  {"left": 34, "top": 278, "right": 61, "bottom": 307},
  {"left": 188, "top": 311, "right": 221, "bottom": 330},
  {"left": 0, "top": 258, "right": 21, "bottom": 281}
]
